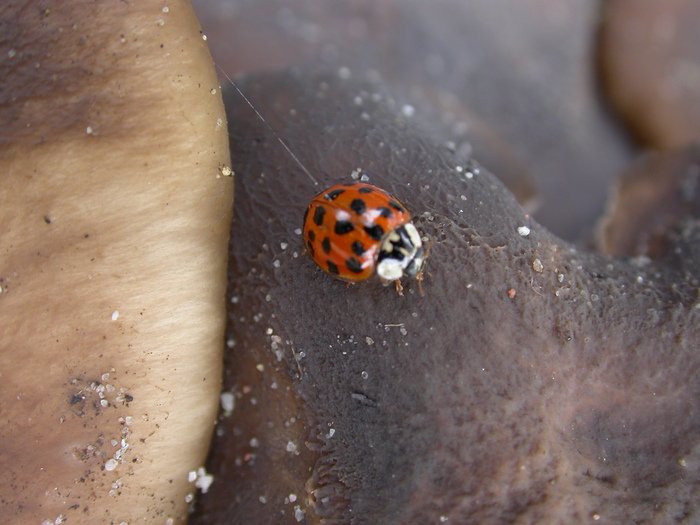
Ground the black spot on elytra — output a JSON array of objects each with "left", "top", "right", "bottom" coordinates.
[
  {"left": 358, "top": 186, "right": 374, "bottom": 194},
  {"left": 346, "top": 257, "right": 363, "bottom": 273},
  {"left": 365, "top": 224, "right": 385, "bottom": 241},
  {"left": 307, "top": 240, "right": 315, "bottom": 258},
  {"left": 389, "top": 200, "right": 405, "bottom": 213},
  {"left": 352, "top": 240, "right": 365, "bottom": 256},
  {"left": 335, "top": 221, "right": 354, "bottom": 235},
  {"left": 377, "top": 207, "right": 393, "bottom": 218},
  {"left": 350, "top": 198, "right": 366, "bottom": 215},
  {"left": 313, "top": 206, "right": 326, "bottom": 226},
  {"left": 325, "top": 188, "right": 345, "bottom": 200},
  {"left": 327, "top": 260, "right": 339, "bottom": 275},
  {"left": 308, "top": 230, "right": 316, "bottom": 242},
  {"left": 322, "top": 237, "right": 331, "bottom": 254}
]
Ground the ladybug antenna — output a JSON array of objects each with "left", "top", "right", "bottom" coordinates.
[{"left": 216, "top": 64, "right": 319, "bottom": 186}]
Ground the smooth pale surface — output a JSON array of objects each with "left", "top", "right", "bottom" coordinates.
[{"left": 0, "top": 1, "right": 232, "bottom": 523}]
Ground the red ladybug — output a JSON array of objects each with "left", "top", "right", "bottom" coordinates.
[{"left": 302, "top": 182, "right": 425, "bottom": 287}]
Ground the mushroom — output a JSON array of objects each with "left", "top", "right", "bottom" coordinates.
[
  {"left": 0, "top": 2, "right": 231, "bottom": 523},
  {"left": 600, "top": 0, "right": 700, "bottom": 149},
  {"left": 195, "top": 66, "right": 700, "bottom": 523}
]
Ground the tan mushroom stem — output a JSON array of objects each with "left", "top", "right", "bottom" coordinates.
[{"left": 0, "top": 1, "right": 232, "bottom": 523}]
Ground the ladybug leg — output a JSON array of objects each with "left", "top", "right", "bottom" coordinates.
[
  {"left": 394, "top": 279, "right": 404, "bottom": 296},
  {"left": 423, "top": 237, "right": 435, "bottom": 264},
  {"left": 414, "top": 237, "right": 433, "bottom": 297},
  {"left": 416, "top": 271, "right": 424, "bottom": 297}
]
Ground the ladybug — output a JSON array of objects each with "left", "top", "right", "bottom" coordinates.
[{"left": 302, "top": 182, "right": 426, "bottom": 287}]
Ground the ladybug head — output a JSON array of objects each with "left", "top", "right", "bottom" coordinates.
[{"left": 376, "top": 223, "right": 425, "bottom": 282}]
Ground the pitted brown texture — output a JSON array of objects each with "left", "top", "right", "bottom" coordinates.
[{"left": 195, "top": 67, "right": 700, "bottom": 524}]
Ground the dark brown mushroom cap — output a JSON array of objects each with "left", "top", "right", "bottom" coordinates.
[{"left": 196, "top": 67, "right": 700, "bottom": 523}]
